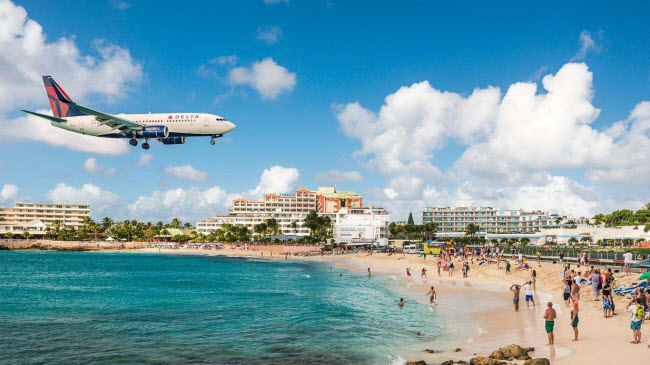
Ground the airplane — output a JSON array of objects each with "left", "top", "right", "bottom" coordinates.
[{"left": 21, "top": 76, "right": 236, "bottom": 149}]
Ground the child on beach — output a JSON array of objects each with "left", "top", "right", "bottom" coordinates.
[
  {"left": 523, "top": 281, "right": 535, "bottom": 307},
  {"left": 448, "top": 261, "right": 454, "bottom": 276},
  {"left": 602, "top": 284, "right": 613, "bottom": 318},
  {"left": 532, "top": 270, "right": 537, "bottom": 291},
  {"left": 505, "top": 260, "right": 511, "bottom": 275},
  {"left": 628, "top": 299, "right": 644, "bottom": 344},
  {"left": 462, "top": 262, "right": 470, "bottom": 277}
]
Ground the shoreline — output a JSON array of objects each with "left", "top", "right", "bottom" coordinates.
[{"left": 4, "top": 245, "right": 648, "bottom": 364}]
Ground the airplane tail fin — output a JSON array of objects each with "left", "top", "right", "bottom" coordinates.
[{"left": 42, "top": 76, "right": 88, "bottom": 118}]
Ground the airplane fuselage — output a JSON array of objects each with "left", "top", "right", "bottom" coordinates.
[{"left": 55, "top": 113, "right": 235, "bottom": 139}]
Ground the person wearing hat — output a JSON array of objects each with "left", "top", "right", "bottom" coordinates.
[{"left": 570, "top": 301, "right": 580, "bottom": 341}]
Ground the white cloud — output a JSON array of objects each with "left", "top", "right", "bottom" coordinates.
[
  {"left": 137, "top": 153, "right": 153, "bottom": 166},
  {"left": 129, "top": 165, "right": 298, "bottom": 222},
  {"left": 256, "top": 26, "right": 282, "bottom": 44},
  {"left": 0, "top": 0, "right": 141, "bottom": 154},
  {"left": 82, "top": 157, "right": 118, "bottom": 177},
  {"left": 335, "top": 62, "right": 650, "bottom": 219},
  {"left": 571, "top": 30, "right": 602, "bottom": 61},
  {"left": 128, "top": 186, "right": 236, "bottom": 223},
  {"left": 263, "top": 0, "right": 290, "bottom": 4},
  {"left": 248, "top": 165, "right": 300, "bottom": 199},
  {"left": 0, "top": 184, "right": 19, "bottom": 204},
  {"left": 210, "top": 55, "right": 238, "bottom": 66},
  {"left": 47, "top": 183, "right": 121, "bottom": 217},
  {"left": 314, "top": 170, "right": 363, "bottom": 184},
  {"left": 111, "top": 0, "right": 131, "bottom": 10},
  {"left": 83, "top": 158, "right": 103, "bottom": 175},
  {"left": 163, "top": 165, "right": 208, "bottom": 182},
  {"left": 229, "top": 58, "right": 296, "bottom": 99}
]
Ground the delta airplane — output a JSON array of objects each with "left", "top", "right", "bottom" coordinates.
[{"left": 22, "top": 76, "right": 236, "bottom": 149}]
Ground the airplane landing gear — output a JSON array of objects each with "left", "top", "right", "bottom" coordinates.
[
  {"left": 210, "top": 140, "right": 216, "bottom": 145},
  {"left": 129, "top": 138, "right": 138, "bottom": 146},
  {"left": 142, "top": 142, "right": 150, "bottom": 150},
  {"left": 210, "top": 134, "right": 223, "bottom": 145}
]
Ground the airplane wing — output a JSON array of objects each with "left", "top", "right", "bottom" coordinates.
[{"left": 70, "top": 102, "right": 143, "bottom": 134}]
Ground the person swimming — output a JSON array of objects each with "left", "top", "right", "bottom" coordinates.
[{"left": 398, "top": 298, "right": 404, "bottom": 307}]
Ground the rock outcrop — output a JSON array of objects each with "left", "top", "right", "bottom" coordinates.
[
  {"left": 523, "top": 359, "right": 550, "bottom": 365},
  {"left": 469, "top": 356, "right": 506, "bottom": 365},
  {"left": 489, "top": 344, "right": 533, "bottom": 361},
  {"left": 405, "top": 361, "right": 427, "bottom": 365}
]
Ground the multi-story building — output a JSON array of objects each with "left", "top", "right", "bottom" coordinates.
[
  {"left": 198, "top": 187, "right": 362, "bottom": 237},
  {"left": 0, "top": 202, "right": 90, "bottom": 236},
  {"left": 332, "top": 207, "right": 390, "bottom": 246},
  {"left": 316, "top": 187, "right": 363, "bottom": 213},
  {"left": 422, "top": 206, "right": 562, "bottom": 234}
]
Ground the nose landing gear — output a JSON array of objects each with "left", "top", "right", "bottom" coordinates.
[{"left": 210, "top": 134, "right": 223, "bottom": 145}]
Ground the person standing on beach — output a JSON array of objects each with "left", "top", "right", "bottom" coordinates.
[
  {"left": 523, "top": 281, "right": 535, "bottom": 307},
  {"left": 543, "top": 302, "right": 557, "bottom": 345},
  {"left": 571, "top": 301, "right": 579, "bottom": 341},
  {"left": 510, "top": 284, "right": 521, "bottom": 311},
  {"left": 505, "top": 260, "right": 511, "bottom": 275},
  {"left": 623, "top": 250, "right": 633, "bottom": 275},
  {"left": 406, "top": 268, "right": 412, "bottom": 280},
  {"left": 590, "top": 269, "right": 601, "bottom": 301},
  {"left": 448, "top": 261, "right": 454, "bottom": 276},
  {"left": 563, "top": 279, "right": 571, "bottom": 307},
  {"left": 437, "top": 256, "right": 442, "bottom": 277},
  {"left": 602, "top": 284, "right": 613, "bottom": 318},
  {"left": 368, "top": 268, "right": 371, "bottom": 277},
  {"left": 559, "top": 250, "right": 564, "bottom": 264},
  {"left": 531, "top": 270, "right": 537, "bottom": 291},
  {"left": 421, "top": 267, "right": 427, "bottom": 279},
  {"left": 628, "top": 299, "right": 645, "bottom": 343}
]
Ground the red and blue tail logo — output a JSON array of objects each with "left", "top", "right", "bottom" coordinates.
[{"left": 42, "top": 76, "right": 87, "bottom": 118}]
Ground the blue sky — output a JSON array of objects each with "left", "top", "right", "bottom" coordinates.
[{"left": 0, "top": 0, "right": 648, "bottom": 222}]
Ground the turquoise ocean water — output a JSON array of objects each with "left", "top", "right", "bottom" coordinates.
[{"left": 0, "top": 251, "right": 446, "bottom": 364}]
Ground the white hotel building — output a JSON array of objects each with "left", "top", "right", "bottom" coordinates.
[
  {"left": 196, "top": 189, "right": 319, "bottom": 236},
  {"left": 332, "top": 207, "right": 390, "bottom": 246},
  {"left": 0, "top": 202, "right": 90, "bottom": 237},
  {"left": 422, "top": 206, "right": 563, "bottom": 234}
]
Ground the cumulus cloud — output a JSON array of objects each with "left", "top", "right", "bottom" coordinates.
[
  {"left": 137, "top": 153, "right": 153, "bottom": 166},
  {"left": 128, "top": 186, "right": 237, "bottom": 223},
  {"left": 47, "top": 183, "right": 121, "bottom": 217},
  {"left": 571, "top": 30, "right": 602, "bottom": 61},
  {"left": 335, "top": 62, "right": 650, "bottom": 219},
  {"left": 314, "top": 170, "right": 363, "bottom": 184},
  {"left": 163, "top": 165, "right": 208, "bottom": 182},
  {"left": 129, "top": 165, "right": 299, "bottom": 222},
  {"left": 82, "top": 157, "right": 118, "bottom": 176},
  {"left": 256, "top": 26, "right": 282, "bottom": 44},
  {"left": 248, "top": 165, "right": 300, "bottom": 199},
  {"left": 0, "top": 0, "right": 141, "bottom": 154},
  {"left": 0, "top": 184, "right": 20, "bottom": 204},
  {"left": 229, "top": 58, "right": 296, "bottom": 99}
]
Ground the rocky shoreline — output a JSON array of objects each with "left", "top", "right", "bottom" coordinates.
[{"left": 407, "top": 344, "right": 550, "bottom": 365}]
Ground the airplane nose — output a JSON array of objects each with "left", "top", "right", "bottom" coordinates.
[{"left": 226, "top": 121, "right": 236, "bottom": 132}]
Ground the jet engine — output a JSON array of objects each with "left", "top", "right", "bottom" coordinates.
[
  {"left": 161, "top": 136, "right": 186, "bottom": 145},
  {"left": 141, "top": 125, "right": 169, "bottom": 138}
]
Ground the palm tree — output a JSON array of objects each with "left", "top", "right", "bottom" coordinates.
[
  {"left": 303, "top": 211, "right": 320, "bottom": 237},
  {"left": 6, "top": 232, "right": 14, "bottom": 240},
  {"left": 465, "top": 223, "right": 480, "bottom": 237},
  {"left": 568, "top": 237, "right": 579, "bottom": 246},
  {"left": 51, "top": 219, "right": 64, "bottom": 240},
  {"left": 289, "top": 221, "right": 298, "bottom": 236},
  {"left": 183, "top": 222, "right": 192, "bottom": 230},
  {"left": 264, "top": 218, "right": 280, "bottom": 237},
  {"left": 22, "top": 231, "right": 31, "bottom": 240},
  {"left": 170, "top": 218, "right": 182, "bottom": 229},
  {"left": 253, "top": 223, "right": 267, "bottom": 240},
  {"left": 101, "top": 217, "right": 114, "bottom": 231},
  {"left": 519, "top": 237, "right": 530, "bottom": 247}
]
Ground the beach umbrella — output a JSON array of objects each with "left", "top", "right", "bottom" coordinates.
[
  {"left": 639, "top": 271, "right": 650, "bottom": 281},
  {"left": 631, "top": 259, "right": 650, "bottom": 269}
]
